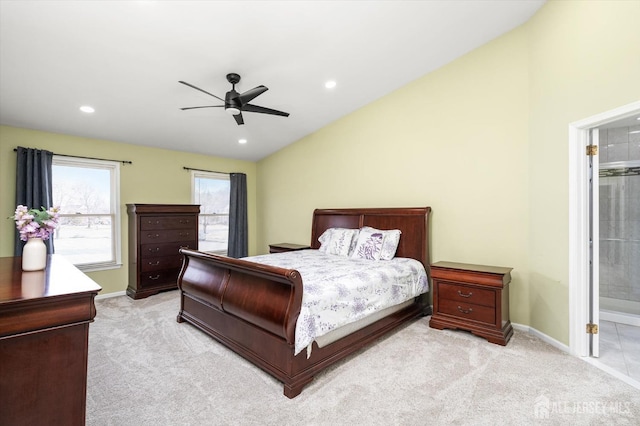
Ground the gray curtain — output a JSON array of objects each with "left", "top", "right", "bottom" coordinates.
[
  {"left": 227, "top": 173, "right": 248, "bottom": 258},
  {"left": 14, "top": 147, "right": 55, "bottom": 256}
]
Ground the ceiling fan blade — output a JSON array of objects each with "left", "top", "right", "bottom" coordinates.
[
  {"left": 237, "top": 85, "right": 268, "bottom": 105},
  {"left": 233, "top": 112, "right": 245, "bottom": 125},
  {"left": 178, "top": 81, "right": 225, "bottom": 102},
  {"left": 242, "top": 103, "right": 289, "bottom": 117},
  {"left": 180, "top": 105, "right": 224, "bottom": 110}
]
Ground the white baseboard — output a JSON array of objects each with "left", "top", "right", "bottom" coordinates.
[
  {"left": 600, "top": 310, "right": 640, "bottom": 327},
  {"left": 96, "top": 291, "right": 126, "bottom": 300},
  {"left": 512, "top": 322, "right": 570, "bottom": 353}
]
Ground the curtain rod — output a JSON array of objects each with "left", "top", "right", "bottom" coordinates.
[
  {"left": 183, "top": 166, "right": 229, "bottom": 175},
  {"left": 14, "top": 148, "right": 132, "bottom": 165}
]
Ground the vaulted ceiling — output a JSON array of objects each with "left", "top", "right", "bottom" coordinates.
[{"left": 0, "top": 1, "right": 545, "bottom": 161}]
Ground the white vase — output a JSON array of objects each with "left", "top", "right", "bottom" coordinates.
[{"left": 22, "top": 237, "right": 47, "bottom": 271}]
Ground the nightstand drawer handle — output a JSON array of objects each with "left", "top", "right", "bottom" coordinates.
[
  {"left": 149, "top": 274, "right": 161, "bottom": 280},
  {"left": 148, "top": 260, "right": 160, "bottom": 266},
  {"left": 457, "top": 306, "right": 473, "bottom": 314},
  {"left": 147, "top": 233, "right": 160, "bottom": 239},
  {"left": 457, "top": 290, "right": 473, "bottom": 298}
]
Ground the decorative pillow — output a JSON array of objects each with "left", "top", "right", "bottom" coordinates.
[
  {"left": 351, "top": 228, "right": 385, "bottom": 260},
  {"left": 318, "top": 228, "right": 359, "bottom": 257},
  {"left": 361, "top": 226, "right": 402, "bottom": 260}
]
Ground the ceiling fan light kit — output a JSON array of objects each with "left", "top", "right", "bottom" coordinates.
[{"left": 179, "top": 73, "right": 289, "bottom": 125}]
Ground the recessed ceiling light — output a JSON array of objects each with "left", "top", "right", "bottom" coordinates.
[
  {"left": 79, "top": 105, "right": 95, "bottom": 113},
  {"left": 238, "top": 138, "right": 247, "bottom": 144},
  {"left": 324, "top": 80, "right": 336, "bottom": 89}
]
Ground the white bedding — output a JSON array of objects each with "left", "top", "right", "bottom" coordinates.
[{"left": 243, "top": 250, "right": 429, "bottom": 355}]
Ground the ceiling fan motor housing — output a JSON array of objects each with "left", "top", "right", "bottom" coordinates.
[{"left": 225, "top": 89, "right": 241, "bottom": 115}]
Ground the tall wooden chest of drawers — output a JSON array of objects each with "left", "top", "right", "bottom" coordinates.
[
  {"left": 429, "top": 261, "right": 513, "bottom": 345},
  {"left": 127, "top": 204, "right": 199, "bottom": 299}
]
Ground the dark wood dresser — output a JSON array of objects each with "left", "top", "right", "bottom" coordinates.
[
  {"left": 127, "top": 204, "right": 199, "bottom": 299},
  {"left": 0, "top": 255, "right": 101, "bottom": 426},
  {"left": 429, "top": 261, "right": 513, "bottom": 345}
]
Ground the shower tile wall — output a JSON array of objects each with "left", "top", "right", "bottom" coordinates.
[
  {"left": 599, "top": 125, "right": 640, "bottom": 163},
  {"left": 599, "top": 126, "right": 640, "bottom": 304}
]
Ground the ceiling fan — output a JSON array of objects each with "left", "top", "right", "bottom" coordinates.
[{"left": 179, "top": 73, "right": 289, "bottom": 125}]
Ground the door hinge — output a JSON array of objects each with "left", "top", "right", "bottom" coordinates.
[
  {"left": 586, "top": 145, "right": 598, "bottom": 156},
  {"left": 586, "top": 323, "right": 599, "bottom": 334}
]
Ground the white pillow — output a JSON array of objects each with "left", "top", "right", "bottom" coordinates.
[
  {"left": 361, "top": 226, "right": 402, "bottom": 260},
  {"left": 318, "top": 228, "right": 359, "bottom": 257},
  {"left": 350, "top": 228, "right": 385, "bottom": 260}
]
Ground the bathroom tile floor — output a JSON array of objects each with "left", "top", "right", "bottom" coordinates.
[{"left": 598, "top": 320, "right": 640, "bottom": 382}]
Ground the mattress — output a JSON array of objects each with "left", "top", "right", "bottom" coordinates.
[{"left": 243, "top": 250, "right": 429, "bottom": 355}]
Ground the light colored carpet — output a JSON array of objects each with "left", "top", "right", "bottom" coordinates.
[{"left": 87, "top": 290, "right": 640, "bottom": 425}]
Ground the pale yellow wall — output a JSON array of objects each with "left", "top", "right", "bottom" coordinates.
[
  {"left": 0, "top": 125, "right": 257, "bottom": 295},
  {"left": 257, "top": 0, "right": 640, "bottom": 345},
  {"left": 258, "top": 26, "right": 531, "bottom": 324},
  {"left": 526, "top": 1, "right": 640, "bottom": 342}
]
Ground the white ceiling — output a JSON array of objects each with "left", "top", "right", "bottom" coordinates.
[{"left": 0, "top": 0, "right": 545, "bottom": 162}]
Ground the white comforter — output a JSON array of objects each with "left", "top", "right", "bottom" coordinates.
[{"left": 243, "top": 250, "right": 429, "bottom": 355}]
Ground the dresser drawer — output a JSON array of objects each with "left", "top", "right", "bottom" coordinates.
[
  {"left": 438, "top": 299, "right": 495, "bottom": 325},
  {"left": 140, "top": 229, "right": 196, "bottom": 244},
  {"left": 141, "top": 216, "right": 196, "bottom": 231},
  {"left": 139, "top": 268, "right": 180, "bottom": 288},
  {"left": 140, "top": 254, "right": 183, "bottom": 272},
  {"left": 141, "top": 241, "right": 196, "bottom": 258},
  {"left": 438, "top": 282, "right": 495, "bottom": 308}
]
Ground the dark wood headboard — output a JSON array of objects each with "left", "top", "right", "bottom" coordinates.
[{"left": 310, "top": 207, "right": 432, "bottom": 269}]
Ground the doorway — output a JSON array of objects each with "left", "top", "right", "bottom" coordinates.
[{"left": 569, "top": 100, "right": 640, "bottom": 387}]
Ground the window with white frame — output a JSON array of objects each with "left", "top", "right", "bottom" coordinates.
[
  {"left": 52, "top": 156, "right": 121, "bottom": 271},
  {"left": 192, "top": 171, "right": 229, "bottom": 254}
]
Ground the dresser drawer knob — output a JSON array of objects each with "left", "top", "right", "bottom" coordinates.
[
  {"left": 148, "top": 260, "right": 160, "bottom": 266},
  {"left": 179, "top": 232, "right": 190, "bottom": 237},
  {"left": 179, "top": 219, "right": 190, "bottom": 224},
  {"left": 149, "top": 274, "right": 161, "bottom": 280},
  {"left": 457, "top": 290, "right": 473, "bottom": 298},
  {"left": 147, "top": 233, "right": 160, "bottom": 239},
  {"left": 147, "top": 220, "right": 160, "bottom": 225},
  {"left": 148, "top": 247, "right": 160, "bottom": 253},
  {"left": 457, "top": 306, "right": 473, "bottom": 314}
]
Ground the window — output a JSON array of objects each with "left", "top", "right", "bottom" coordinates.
[
  {"left": 192, "top": 171, "right": 229, "bottom": 254},
  {"left": 52, "top": 156, "right": 121, "bottom": 271}
]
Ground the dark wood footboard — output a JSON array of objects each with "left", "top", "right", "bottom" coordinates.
[{"left": 176, "top": 207, "right": 432, "bottom": 398}]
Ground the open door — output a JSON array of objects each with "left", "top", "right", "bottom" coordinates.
[
  {"left": 569, "top": 101, "right": 640, "bottom": 359},
  {"left": 588, "top": 128, "right": 600, "bottom": 357}
]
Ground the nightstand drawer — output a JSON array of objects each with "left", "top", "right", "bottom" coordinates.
[
  {"left": 438, "top": 299, "right": 495, "bottom": 324},
  {"left": 438, "top": 282, "right": 495, "bottom": 308}
]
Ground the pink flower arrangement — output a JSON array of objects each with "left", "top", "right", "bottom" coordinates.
[{"left": 11, "top": 205, "right": 60, "bottom": 241}]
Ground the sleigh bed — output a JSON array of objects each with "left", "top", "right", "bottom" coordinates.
[{"left": 176, "top": 207, "right": 432, "bottom": 398}]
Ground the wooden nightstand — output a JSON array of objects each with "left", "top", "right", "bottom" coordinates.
[
  {"left": 268, "top": 243, "right": 311, "bottom": 254},
  {"left": 429, "top": 261, "right": 513, "bottom": 345}
]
